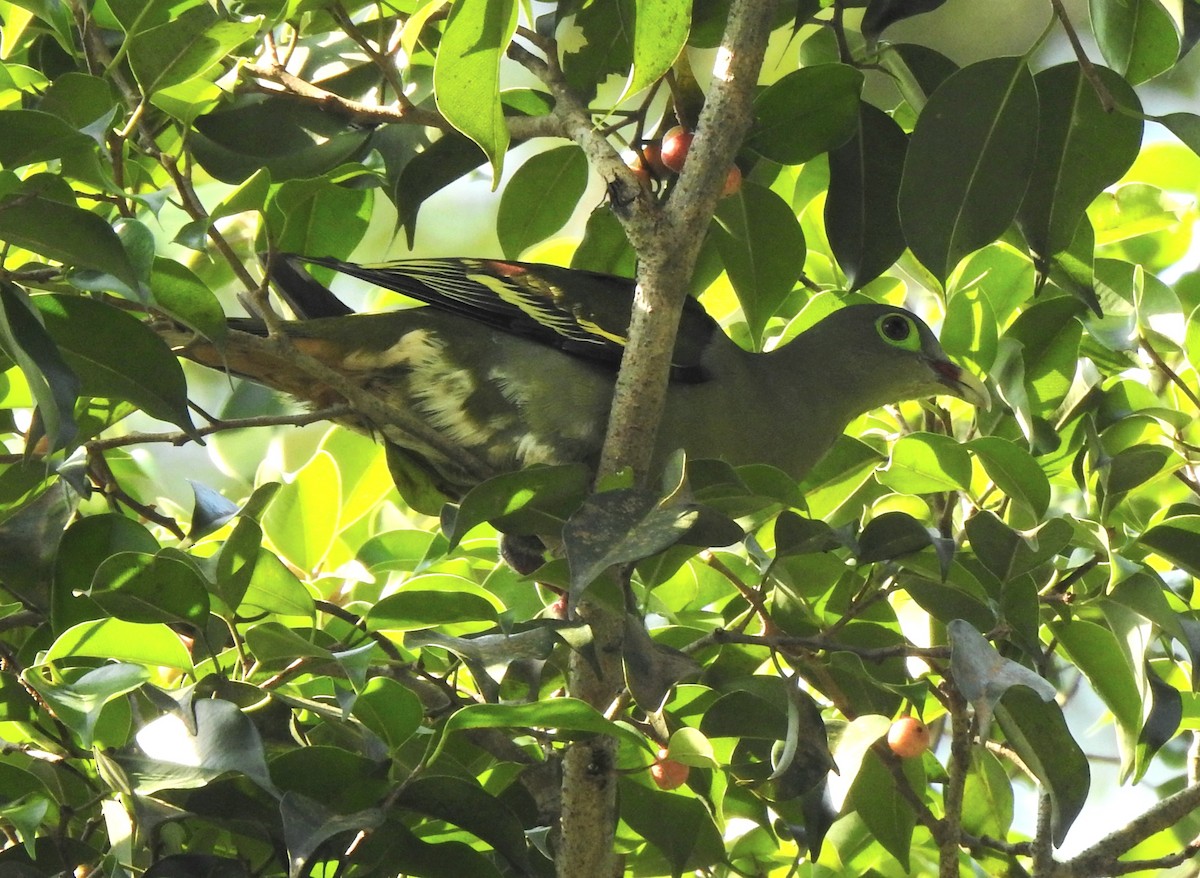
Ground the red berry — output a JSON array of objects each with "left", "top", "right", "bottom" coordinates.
[
  {"left": 721, "top": 164, "right": 742, "bottom": 197},
  {"left": 649, "top": 753, "right": 690, "bottom": 790},
  {"left": 627, "top": 156, "right": 652, "bottom": 188},
  {"left": 887, "top": 716, "right": 931, "bottom": 758},
  {"left": 642, "top": 142, "right": 668, "bottom": 175},
  {"left": 659, "top": 126, "right": 694, "bottom": 174}
]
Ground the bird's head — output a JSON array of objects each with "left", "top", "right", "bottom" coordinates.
[{"left": 799, "top": 304, "right": 991, "bottom": 413}]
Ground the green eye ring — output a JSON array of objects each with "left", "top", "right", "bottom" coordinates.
[{"left": 876, "top": 313, "right": 921, "bottom": 351}]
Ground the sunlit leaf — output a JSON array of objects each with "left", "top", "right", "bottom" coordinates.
[
  {"left": 433, "top": 0, "right": 518, "bottom": 182},
  {"left": 497, "top": 145, "right": 590, "bottom": 258}
]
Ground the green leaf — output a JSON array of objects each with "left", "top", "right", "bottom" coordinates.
[
  {"left": 1055, "top": 619, "right": 1143, "bottom": 772},
  {"left": 192, "top": 98, "right": 374, "bottom": 185},
  {"left": 1002, "top": 297, "right": 1083, "bottom": 415},
  {"left": 1090, "top": 0, "right": 1181, "bottom": 84},
  {"left": 265, "top": 174, "right": 373, "bottom": 262},
  {"left": 0, "top": 194, "right": 138, "bottom": 288},
  {"left": 825, "top": 103, "right": 908, "bottom": 289},
  {"left": 351, "top": 677, "right": 424, "bottom": 752},
  {"left": 942, "top": 286, "right": 998, "bottom": 373},
  {"left": 968, "top": 436, "right": 1051, "bottom": 519},
  {"left": 240, "top": 548, "right": 314, "bottom": 618},
  {"left": 1140, "top": 515, "right": 1200, "bottom": 578},
  {"left": 995, "top": 687, "right": 1090, "bottom": 846},
  {"left": 748, "top": 64, "right": 863, "bottom": 165},
  {"left": 261, "top": 451, "right": 341, "bottom": 573},
  {"left": 443, "top": 463, "right": 590, "bottom": 549},
  {"left": 961, "top": 748, "right": 1014, "bottom": 839},
  {"left": 244, "top": 621, "right": 334, "bottom": 664},
  {"left": 701, "top": 688, "right": 788, "bottom": 740},
  {"left": 319, "top": 429, "right": 393, "bottom": 529},
  {"left": 618, "top": 777, "right": 725, "bottom": 874},
  {"left": 356, "top": 529, "right": 437, "bottom": 575},
  {"left": 428, "top": 698, "right": 648, "bottom": 764},
  {"left": 619, "top": 0, "right": 690, "bottom": 103},
  {"left": 394, "top": 133, "right": 486, "bottom": 246},
  {"left": 965, "top": 513, "right": 1071, "bottom": 582},
  {"left": 367, "top": 578, "right": 500, "bottom": 634},
  {"left": 712, "top": 181, "right": 805, "bottom": 349},
  {"left": 433, "top": 0, "right": 518, "bottom": 183},
  {"left": 904, "top": 578, "right": 994, "bottom": 631},
  {"left": 878, "top": 432, "right": 971, "bottom": 494},
  {"left": 573, "top": 206, "right": 637, "bottom": 277},
  {"left": 622, "top": 613, "right": 700, "bottom": 712},
  {"left": 563, "top": 488, "right": 699, "bottom": 603},
  {"left": 1137, "top": 666, "right": 1182, "bottom": 778},
  {"left": 0, "top": 109, "right": 93, "bottom": 168},
  {"left": 1018, "top": 63, "right": 1143, "bottom": 259},
  {"left": 150, "top": 258, "right": 228, "bottom": 345},
  {"left": 21, "top": 663, "right": 149, "bottom": 748},
  {"left": 129, "top": 697, "right": 275, "bottom": 794},
  {"left": 497, "top": 145, "right": 590, "bottom": 258},
  {"left": 126, "top": 6, "right": 260, "bottom": 95},
  {"left": 865, "top": 0, "right": 952, "bottom": 37},
  {"left": 562, "top": 0, "right": 634, "bottom": 102},
  {"left": 844, "top": 747, "right": 916, "bottom": 871},
  {"left": 951, "top": 243, "right": 1036, "bottom": 324},
  {"left": 89, "top": 550, "right": 210, "bottom": 626},
  {"left": 394, "top": 776, "right": 531, "bottom": 873},
  {"left": 351, "top": 819, "right": 504, "bottom": 878},
  {"left": 52, "top": 513, "right": 160, "bottom": 631},
  {"left": 45, "top": 618, "right": 194, "bottom": 670},
  {"left": 858, "top": 511, "right": 933, "bottom": 563},
  {"left": 1159, "top": 112, "right": 1200, "bottom": 158},
  {"left": 0, "top": 794, "right": 50, "bottom": 858},
  {"left": 899, "top": 57, "right": 1039, "bottom": 281},
  {"left": 0, "top": 282, "right": 79, "bottom": 451},
  {"left": 214, "top": 517, "right": 262, "bottom": 612},
  {"left": 1098, "top": 444, "right": 1175, "bottom": 520},
  {"left": 35, "top": 294, "right": 197, "bottom": 435}
]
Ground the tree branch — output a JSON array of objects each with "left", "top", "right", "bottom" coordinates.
[
  {"left": 1052, "top": 781, "right": 1200, "bottom": 877},
  {"left": 507, "top": 6, "right": 781, "bottom": 876},
  {"left": 939, "top": 686, "right": 972, "bottom": 876},
  {"left": 599, "top": 0, "right": 779, "bottom": 480},
  {"left": 1047, "top": 0, "right": 1115, "bottom": 113},
  {"left": 244, "top": 55, "right": 565, "bottom": 141},
  {"left": 160, "top": 326, "right": 496, "bottom": 486},
  {"left": 85, "top": 405, "right": 354, "bottom": 451}
]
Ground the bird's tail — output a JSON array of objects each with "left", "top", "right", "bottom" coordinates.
[{"left": 261, "top": 252, "right": 355, "bottom": 319}]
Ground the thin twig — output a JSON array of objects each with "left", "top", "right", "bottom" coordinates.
[
  {"left": 1140, "top": 333, "right": 1200, "bottom": 411},
  {"left": 244, "top": 57, "right": 446, "bottom": 128},
  {"left": 1047, "top": 0, "right": 1115, "bottom": 112},
  {"left": 708, "top": 628, "right": 949, "bottom": 662},
  {"left": 331, "top": 3, "right": 410, "bottom": 106},
  {"left": 939, "top": 684, "right": 972, "bottom": 876},
  {"left": 84, "top": 405, "right": 355, "bottom": 452}
]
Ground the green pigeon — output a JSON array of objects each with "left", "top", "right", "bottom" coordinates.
[{"left": 174, "top": 255, "right": 989, "bottom": 506}]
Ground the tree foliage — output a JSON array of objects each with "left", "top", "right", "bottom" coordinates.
[{"left": 1, "top": 0, "right": 1200, "bottom": 876}]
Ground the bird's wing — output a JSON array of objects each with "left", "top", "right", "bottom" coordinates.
[{"left": 285, "top": 255, "right": 718, "bottom": 381}]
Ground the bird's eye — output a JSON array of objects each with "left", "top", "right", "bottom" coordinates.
[
  {"left": 881, "top": 314, "right": 910, "bottom": 340},
  {"left": 877, "top": 313, "right": 918, "bottom": 349}
]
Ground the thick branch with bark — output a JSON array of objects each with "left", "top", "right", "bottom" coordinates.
[
  {"left": 1050, "top": 781, "right": 1200, "bottom": 877},
  {"left": 600, "top": 1, "right": 779, "bottom": 481},
  {"left": 521, "top": 4, "right": 782, "bottom": 876}
]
